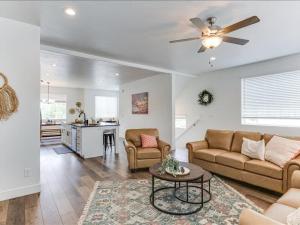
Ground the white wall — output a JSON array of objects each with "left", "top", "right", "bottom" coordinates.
[
  {"left": 176, "top": 53, "right": 300, "bottom": 148},
  {"left": 0, "top": 18, "right": 40, "bottom": 200},
  {"left": 40, "top": 86, "right": 84, "bottom": 123},
  {"left": 119, "top": 74, "right": 173, "bottom": 145},
  {"left": 84, "top": 89, "right": 119, "bottom": 120}
]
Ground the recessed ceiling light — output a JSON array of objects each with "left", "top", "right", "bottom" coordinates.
[
  {"left": 115, "top": 73, "right": 119, "bottom": 76},
  {"left": 65, "top": 8, "right": 76, "bottom": 16},
  {"left": 52, "top": 63, "right": 56, "bottom": 67},
  {"left": 210, "top": 56, "right": 216, "bottom": 61}
]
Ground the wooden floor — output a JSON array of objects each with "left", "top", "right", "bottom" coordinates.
[{"left": 0, "top": 143, "right": 280, "bottom": 225}]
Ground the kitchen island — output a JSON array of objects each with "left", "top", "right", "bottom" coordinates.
[{"left": 61, "top": 122, "right": 119, "bottom": 159}]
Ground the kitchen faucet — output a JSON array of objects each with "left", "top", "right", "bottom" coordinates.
[{"left": 79, "top": 111, "right": 88, "bottom": 125}]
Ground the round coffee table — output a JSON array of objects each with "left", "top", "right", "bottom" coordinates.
[
  {"left": 149, "top": 162, "right": 206, "bottom": 215},
  {"left": 174, "top": 170, "right": 212, "bottom": 204}
]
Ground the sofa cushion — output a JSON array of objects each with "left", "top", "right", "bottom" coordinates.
[
  {"left": 263, "top": 133, "right": 300, "bottom": 144},
  {"left": 241, "top": 138, "right": 265, "bottom": 160},
  {"left": 245, "top": 160, "right": 282, "bottom": 179},
  {"left": 277, "top": 188, "right": 300, "bottom": 209},
  {"left": 136, "top": 147, "right": 161, "bottom": 159},
  {"left": 265, "top": 136, "right": 300, "bottom": 168},
  {"left": 215, "top": 152, "right": 250, "bottom": 169},
  {"left": 194, "top": 149, "right": 228, "bottom": 162},
  {"left": 231, "top": 131, "right": 262, "bottom": 152},
  {"left": 264, "top": 203, "right": 296, "bottom": 224},
  {"left": 205, "top": 129, "right": 234, "bottom": 151}
]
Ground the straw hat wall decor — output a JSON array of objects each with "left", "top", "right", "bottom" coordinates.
[{"left": 0, "top": 73, "right": 19, "bottom": 120}]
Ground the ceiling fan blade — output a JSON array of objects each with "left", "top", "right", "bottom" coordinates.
[
  {"left": 197, "top": 45, "right": 206, "bottom": 53},
  {"left": 169, "top": 37, "right": 200, "bottom": 43},
  {"left": 190, "top": 18, "right": 209, "bottom": 33},
  {"left": 223, "top": 36, "right": 249, "bottom": 45},
  {"left": 220, "top": 16, "right": 260, "bottom": 34}
]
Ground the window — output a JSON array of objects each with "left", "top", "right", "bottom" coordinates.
[
  {"left": 175, "top": 115, "right": 187, "bottom": 129},
  {"left": 241, "top": 70, "right": 300, "bottom": 127},
  {"left": 40, "top": 94, "right": 67, "bottom": 122},
  {"left": 95, "top": 96, "right": 118, "bottom": 119}
]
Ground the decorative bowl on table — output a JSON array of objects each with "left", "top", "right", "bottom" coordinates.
[
  {"left": 158, "top": 154, "right": 190, "bottom": 177},
  {"left": 166, "top": 166, "right": 190, "bottom": 176}
]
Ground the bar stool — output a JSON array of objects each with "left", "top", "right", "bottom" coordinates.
[{"left": 103, "top": 130, "right": 115, "bottom": 157}]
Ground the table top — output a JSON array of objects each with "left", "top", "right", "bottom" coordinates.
[{"left": 149, "top": 162, "right": 208, "bottom": 182}]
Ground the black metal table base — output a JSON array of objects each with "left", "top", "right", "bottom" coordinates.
[{"left": 150, "top": 176, "right": 206, "bottom": 215}]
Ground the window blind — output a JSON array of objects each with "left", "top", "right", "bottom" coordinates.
[
  {"left": 95, "top": 96, "right": 118, "bottom": 119},
  {"left": 241, "top": 70, "right": 300, "bottom": 126}
]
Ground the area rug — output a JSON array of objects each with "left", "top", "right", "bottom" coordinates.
[
  {"left": 78, "top": 176, "right": 262, "bottom": 225},
  {"left": 53, "top": 146, "right": 73, "bottom": 154}
]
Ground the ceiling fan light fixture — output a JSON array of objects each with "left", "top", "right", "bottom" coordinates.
[{"left": 202, "top": 35, "right": 223, "bottom": 49}]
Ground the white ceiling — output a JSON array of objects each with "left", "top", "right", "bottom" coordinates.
[
  {"left": 40, "top": 51, "right": 160, "bottom": 90},
  {"left": 2, "top": 1, "right": 300, "bottom": 76}
]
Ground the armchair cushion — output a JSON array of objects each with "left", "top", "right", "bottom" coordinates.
[
  {"left": 141, "top": 134, "right": 158, "bottom": 148},
  {"left": 277, "top": 188, "right": 300, "bottom": 209},
  {"left": 239, "top": 209, "right": 284, "bottom": 225},
  {"left": 136, "top": 147, "right": 161, "bottom": 159},
  {"left": 125, "top": 128, "right": 159, "bottom": 147},
  {"left": 194, "top": 149, "right": 227, "bottom": 162},
  {"left": 264, "top": 203, "right": 295, "bottom": 224},
  {"left": 205, "top": 129, "right": 234, "bottom": 151}
]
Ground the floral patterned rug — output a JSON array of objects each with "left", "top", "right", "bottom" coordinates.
[{"left": 78, "top": 176, "right": 261, "bottom": 225}]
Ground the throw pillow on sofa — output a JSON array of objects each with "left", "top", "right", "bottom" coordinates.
[
  {"left": 140, "top": 134, "right": 158, "bottom": 148},
  {"left": 241, "top": 137, "right": 265, "bottom": 160},
  {"left": 265, "top": 136, "right": 300, "bottom": 168}
]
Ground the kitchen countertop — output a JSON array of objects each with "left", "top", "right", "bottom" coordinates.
[{"left": 70, "top": 122, "right": 120, "bottom": 128}]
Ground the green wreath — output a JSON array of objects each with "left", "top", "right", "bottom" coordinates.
[{"left": 198, "top": 90, "right": 213, "bottom": 105}]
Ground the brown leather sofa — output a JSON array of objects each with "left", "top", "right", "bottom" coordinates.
[
  {"left": 239, "top": 170, "right": 300, "bottom": 225},
  {"left": 123, "top": 128, "right": 171, "bottom": 171},
  {"left": 186, "top": 129, "right": 300, "bottom": 193}
]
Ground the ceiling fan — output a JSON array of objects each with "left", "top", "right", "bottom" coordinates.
[{"left": 170, "top": 16, "right": 260, "bottom": 53}]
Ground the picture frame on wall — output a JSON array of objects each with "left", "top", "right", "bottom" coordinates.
[{"left": 132, "top": 92, "right": 148, "bottom": 114}]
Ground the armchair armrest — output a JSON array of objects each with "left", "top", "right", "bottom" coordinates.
[
  {"left": 123, "top": 140, "right": 137, "bottom": 169},
  {"left": 283, "top": 156, "right": 300, "bottom": 192},
  {"left": 158, "top": 140, "right": 171, "bottom": 159},
  {"left": 239, "top": 209, "right": 284, "bottom": 225},
  {"left": 123, "top": 139, "right": 136, "bottom": 152},
  {"left": 291, "top": 170, "right": 300, "bottom": 189},
  {"left": 186, "top": 140, "right": 208, "bottom": 163}
]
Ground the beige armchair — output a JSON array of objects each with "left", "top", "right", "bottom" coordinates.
[
  {"left": 239, "top": 170, "right": 300, "bottom": 225},
  {"left": 123, "top": 128, "right": 171, "bottom": 171}
]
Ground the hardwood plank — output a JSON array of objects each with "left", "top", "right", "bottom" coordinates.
[
  {"left": 6, "top": 197, "right": 25, "bottom": 225},
  {"left": 24, "top": 194, "right": 44, "bottom": 225},
  {"left": 0, "top": 200, "right": 8, "bottom": 224}
]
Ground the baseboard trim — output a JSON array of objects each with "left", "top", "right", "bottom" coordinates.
[{"left": 0, "top": 183, "right": 41, "bottom": 201}]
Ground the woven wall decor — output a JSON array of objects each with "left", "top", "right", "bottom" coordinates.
[{"left": 0, "top": 73, "right": 19, "bottom": 120}]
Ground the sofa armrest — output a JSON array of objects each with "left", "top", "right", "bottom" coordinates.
[
  {"left": 123, "top": 140, "right": 137, "bottom": 169},
  {"left": 186, "top": 140, "right": 208, "bottom": 163},
  {"left": 291, "top": 170, "right": 300, "bottom": 189},
  {"left": 283, "top": 155, "right": 300, "bottom": 192},
  {"left": 158, "top": 140, "right": 171, "bottom": 159},
  {"left": 239, "top": 209, "right": 284, "bottom": 225}
]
